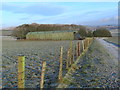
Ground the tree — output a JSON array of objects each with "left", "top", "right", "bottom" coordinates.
[
  {"left": 12, "top": 24, "right": 30, "bottom": 39},
  {"left": 93, "top": 28, "right": 112, "bottom": 37},
  {"left": 78, "top": 26, "right": 87, "bottom": 37},
  {"left": 87, "top": 31, "right": 93, "bottom": 37}
]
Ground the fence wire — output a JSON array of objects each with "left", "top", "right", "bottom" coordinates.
[{"left": 2, "top": 39, "right": 91, "bottom": 88}]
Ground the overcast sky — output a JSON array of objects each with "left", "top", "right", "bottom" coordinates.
[{"left": 1, "top": 2, "right": 118, "bottom": 28}]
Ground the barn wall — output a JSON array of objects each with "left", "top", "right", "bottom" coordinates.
[{"left": 26, "top": 32, "right": 74, "bottom": 40}]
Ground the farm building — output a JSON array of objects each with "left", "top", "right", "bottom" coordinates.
[{"left": 26, "top": 30, "right": 79, "bottom": 40}]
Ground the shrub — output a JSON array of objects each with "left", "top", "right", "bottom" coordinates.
[{"left": 93, "top": 28, "right": 112, "bottom": 37}]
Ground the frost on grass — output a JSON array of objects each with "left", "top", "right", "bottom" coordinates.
[
  {"left": 59, "top": 39, "right": 119, "bottom": 88},
  {"left": 2, "top": 40, "right": 79, "bottom": 88}
]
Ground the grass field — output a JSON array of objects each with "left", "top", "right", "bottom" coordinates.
[
  {"left": 2, "top": 37, "right": 118, "bottom": 88},
  {"left": 1, "top": 30, "right": 13, "bottom": 36},
  {"left": 2, "top": 39, "right": 81, "bottom": 88},
  {"left": 58, "top": 39, "right": 118, "bottom": 88},
  {"left": 104, "top": 36, "right": 120, "bottom": 45}
]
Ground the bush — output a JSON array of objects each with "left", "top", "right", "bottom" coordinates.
[{"left": 93, "top": 28, "right": 112, "bottom": 37}]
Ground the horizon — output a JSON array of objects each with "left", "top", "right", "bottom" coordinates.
[{"left": 1, "top": 2, "right": 118, "bottom": 29}]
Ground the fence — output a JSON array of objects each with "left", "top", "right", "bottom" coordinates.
[{"left": 3, "top": 38, "right": 93, "bottom": 88}]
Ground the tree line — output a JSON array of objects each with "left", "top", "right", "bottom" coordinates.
[{"left": 12, "top": 23, "right": 112, "bottom": 39}]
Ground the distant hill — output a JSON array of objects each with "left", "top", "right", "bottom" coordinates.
[
  {"left": 0, "top": 26, "right": 15, "bottom": 36},
  {"left": 94, "top": 25, "right": 118, "bottom": 30}
]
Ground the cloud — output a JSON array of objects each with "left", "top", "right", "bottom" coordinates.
[
  {"left": 2, "top": 3, "right": 64, "bottom": 16},
  {"left": 19, "top": 17, "right": 30, "bottom": 20},
  {"left": 83, "top": 11, "right": 101, "bottom": 15},
  {"left": 80, "top": 16, "right": 118, "bottom": 26},
  {"left": 100, "top": 16, "right": 118, "bottom": 22},
  {"left": 1, "top": 2, "right": 117, "bottom": 27}
]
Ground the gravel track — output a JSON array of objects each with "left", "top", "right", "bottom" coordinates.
[{"left": 97, "top": 38, "right": 119, "bottom": 65}]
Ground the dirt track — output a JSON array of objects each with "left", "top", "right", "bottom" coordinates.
[{"left": 97, "top": 38, "right": 119, "bottom": 65}]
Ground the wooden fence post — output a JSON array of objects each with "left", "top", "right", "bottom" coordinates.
[
  {"left": 82, "top": 40, "right": 84, "bottom": 52},
  {"left": 58, "top": 46, "right": 63, "bottom": 82},
  {"left": 87, "top": 38, "right": 89, "bottom": 47},
  {"left": 90, "top": 38, "right": 92, "bottom": 44},
  {"left": 86, "top": 39, "right": 87, "bottom": 49},
  {"left": 66, "top": 50, "right": 69, "bottom": 69},
  {"left": 40, "top": 61, "right": 46, "bottom": 89},
  {"left": 77, "top": 42, "right": 80, "bottom": 56},
  {"left": 90, "top": 38, "right": 91, "bottom": 44},
  {"left": 69, "top": 41, "right": 73, "bottom": 66},
  {"left": 88, "top": 38, "right": 90, "bottom": 45},
  {"left": 84, "top": 39, "right": 87, "bottom": 49},
  {"left": 86, "top": 38, "right": 88, "bottom": 47},
  {"left": 76, "top": 44, "right": 78, "bottom": 58},
  {"left": 18, "top": 56, "right": 25, "bottom": 88},
  {"left": 75, "top": 44, "right": 78, "bottom": 58},
  {"left": 72, "top": 52, "right": 74, "bottom": 63},
  {"left": 69, "top": 50, "right": 72, "bottom": 66},
  {"left": 71, "top": 50, "right": 74, "bottom": 64}
]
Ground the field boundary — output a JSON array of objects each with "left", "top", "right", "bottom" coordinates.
[
  {"left": 57, "top": 38, "right": 94, "bottom": 88},
  {"left": 2, "top": 38, "right": 93, "bottom": 88},
  {"left": 103, "top": 39, "right": 120, "bottom": 47}
]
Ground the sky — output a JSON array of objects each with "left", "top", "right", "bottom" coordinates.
[{"left": 1, "top": 2, "right": 118, "bottom": 28}]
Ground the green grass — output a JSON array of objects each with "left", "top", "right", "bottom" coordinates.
[
  {"left": 58, "top": 39, "right": 118, "bottom": 88},
  {"left": 2, "top": 39, "right": 82, "bottom": 88},
  {"left": 104, "top": 36, "right": 120, "bottom": 45},
  {"left": 1, "top": 30, "right": 13, "bottom": 36}
]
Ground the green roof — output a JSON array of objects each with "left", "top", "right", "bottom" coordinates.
[{"left": 27, "top": 30, "right": 78, "bottom": 34}]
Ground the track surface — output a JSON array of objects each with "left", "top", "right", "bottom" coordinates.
[{"left": 97, "top": 38, "right": 119, "bottom": 65}]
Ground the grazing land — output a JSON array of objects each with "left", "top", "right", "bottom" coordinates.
[
  {"left": 58, "top": 39, "right": 119, "bottom": 88},
  {"left": 1, "top": 30, "right": 13, "bottom": 36},
  {"left": 2, "top": 37, "right": 119, "bottom": 88},
  {"left": 2, "top": 39, "right": 81, "bottom": 88},
  {"left": 104, "top": 37, "right": 120, "bottom": 45}
]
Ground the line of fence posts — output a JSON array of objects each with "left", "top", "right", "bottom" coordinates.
[
  {"left": 66, "top": 41, "right": 74, "bottom": 70},
  {"left": 69, "top": 38, "right": 93, "bottom": 68},
  {"left": 58, "top": 38, "right": 93, "bottom": 83},
  {"left": 17, "top": 38, "right": 93, "bottom": 88},
  {"left": 18, "top": 56, "right": 47, "bottom": 89},
  {"left": 83, "top": 38, "right": 90, "bottom": 50}
]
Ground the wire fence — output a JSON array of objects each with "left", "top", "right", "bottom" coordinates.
[{"left": 2, "top": 38, "right": 93, "bottom": 88}]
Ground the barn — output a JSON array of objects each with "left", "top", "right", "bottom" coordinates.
[{"left": 26, "top": 30, "right": 79, "bottom": 40}]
